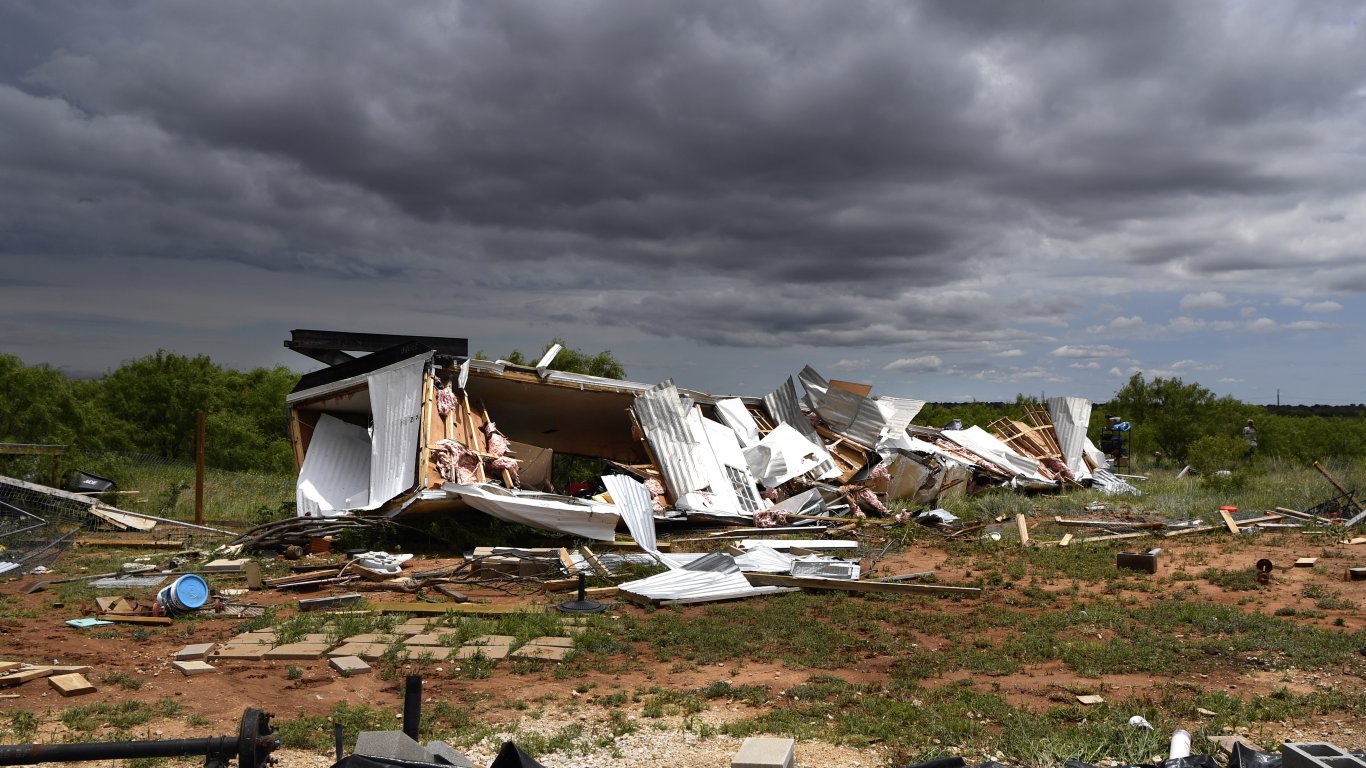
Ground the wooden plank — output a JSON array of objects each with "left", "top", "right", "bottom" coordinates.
[
  {"left": 1294, "top": 558, "right": 1317, "bottom": 567},
  {"left": 1275, "top": 506, "right": 1334, "bottom": 524},
  {"left": 76, "top": 537, "right": 183, "bottom": 549},
  {"left": 580, "top": 546, "right": 612, "bottom": 577},
  {"left": 545, "top": 586, "right": 620, "bottom": 600},
  {"left": 1053, "top": 516, "right": 1164, "bottom": 529},
  {"left": 1166, "top": 513, "right": 1284, "bottom": 538},
  {"left": 432, "top": 584, "right": 469, "bottom": 603},
  {"left": 745, "top": 573, "right": 982, "bottom": 596},
  {"left": 1059, "top": 533, "right": 1073, "bottom": 547},
  {"left": 48, "top": 673, "right": 96, "bottom": 697},
  {"left": 1077, "top": 531, "right": 1150, "bottom": 543},
  {"left": 95, "top": 614, "right": 173, "bottom": 625},
  {"left": 558, "top": 548, "right": 579, "bottom": 575},
  {"left": 1016, "top": 514, "right": 1030, "bottom": 546},
  {"left": 372, "top": 601, "right": 545, "bottom": 615},
  {"left": 1219, "top": 509, "right": 1241, "bottom": 534},
  {"left": 0, "top": 667, "right": 57, "bottom": 687},
  {"left": 0, "top": 661, "right": 22, "bottom": 674}
]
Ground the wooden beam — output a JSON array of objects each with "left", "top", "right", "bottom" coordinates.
[
  {"left": 745, "top": 573, "right": 981, "bottom": 596},
  {"left": 1015, "top": 514, "right": 1030, "bottom": 546},
  {"left": 1059, "top": 533, "right": 1074, "bottom": 547},
  {"left": 371, "top": 601, "right": 546, "bottom": 615},
  {"left": 1219, "top": 509, "right": 1241, "bottom": 534},
  {"left": 94, "top": 615, "right": 173, "bottom": 625}
]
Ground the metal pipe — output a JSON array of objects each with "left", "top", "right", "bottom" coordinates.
[
  {"left": 0, "top": 736, "right": 238, "bottom": 766},
  {"left": 334, "top": 722, "right": 345, "bottom": 761},
  {"left": 403, "top": 674, "right": 422, "bottom": 741}
]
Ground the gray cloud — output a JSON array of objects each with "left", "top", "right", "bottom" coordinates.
[{"left": 2, "top": 1, "right": 1365, "bottom": 402}]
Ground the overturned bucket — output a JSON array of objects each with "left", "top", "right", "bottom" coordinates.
[{"left": 157, "top": 574, "right": 209, "bottom": 614}]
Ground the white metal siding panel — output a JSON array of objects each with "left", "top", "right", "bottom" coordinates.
[
  {"left": 296, "top": 414, "right": 372, "bottom": 516},
  {"left": 366, "top": 356, "right": 426, "bottom": 509}
]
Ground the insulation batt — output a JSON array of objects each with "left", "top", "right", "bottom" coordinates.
[
  {"left": 851, "top": 487, "right": 888, "bottom": 516},
  {"left": 431, "top": 439, "right": 481, "bottom": 484},
  {"left": 436, "top": 385, "right": 457, "bottom": 418}
]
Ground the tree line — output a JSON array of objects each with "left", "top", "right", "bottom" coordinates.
[{"left": 3, "top": 348, "right": 1362, "bottom": 478}]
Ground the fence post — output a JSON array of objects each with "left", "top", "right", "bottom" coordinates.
[{"left": 195, "top": 411, "right": 205, "bottom": 526}]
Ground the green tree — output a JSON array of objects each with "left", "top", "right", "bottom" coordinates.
[
  {"left": 502, "top": 338, "right": 627, "bottom": 379},
  {"left": 96, "top": 351, "right": 225, "bottom": 460},
  {"left": 1100, "top": 373, "right": 1252, "bottom": 464},
  {"left": 0, "top": 354, "right": 86, "bottom": 445}
]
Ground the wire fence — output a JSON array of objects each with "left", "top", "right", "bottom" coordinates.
[{"left": 0, "top": 450, "right": 296, "bottom": 528}]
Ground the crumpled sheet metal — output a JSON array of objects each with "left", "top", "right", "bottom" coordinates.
[
  {"left": 602, "top": 474, "right": 658, "bottom": 554},
  {"left": 762, "top": 377, "right": 839, "bottom": 480},
  {"left": 618, "top": 552, "right": 789, "bottom": 603},
  {"left": 1047, "top": 396, "right": 1093, "bottom": 482},
  {"left": 633, "top": 381, "right": 710, "bottom": 501}
]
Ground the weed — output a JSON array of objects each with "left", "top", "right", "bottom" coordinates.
[
  {"left": 99, "top": 670, "right": 143, "bottom": 690},
  {"left": 7, "top": 710, "right": 38, "bottom": 742},
  {"left": 285, "top": 665, "right": 303, "bottom": 680},
  {"left": 60, "top": 698, "right": 182, "bottom": 734}
]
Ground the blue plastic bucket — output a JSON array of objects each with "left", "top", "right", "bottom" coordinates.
[{"left": 157, "top": 574, "right": 209, "bottom": 613}]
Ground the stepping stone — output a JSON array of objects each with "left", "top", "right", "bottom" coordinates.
[
  {"left": 732, "top": 736, "right": 795, "bottom": 768},
  {"left": 524, "top": 636, "right": 575, "bottom": 648},
  {"left": 329, "top": 656, "right": 371, "bottom": 675},
  {"left": 343, "top": 633, "right": 402, "bottom": 644},
  {"left": 327, "top": 643, "right": 394, "bottom": 661},
  {"left": 229, "top": 632, "right": 277, "bottom": 645},
  {"left": 211, "top": 644, "right": 269, "bottom": 661},
  {"left": 406, "top": 646, "right": 452, "bottom": 661},
  {"left": 174, "top": 643, "right": 216, "bottom": 661},
  {"left": 563, "top": 626, "right": 587, "bottom": 635},
  {"left": 509, "top": 645, "right": 570, "bottom": 661},
  {"left": 264, "top": 643, "right": 329, "bottom": 660},
  {"left": 49, "top": 673, "right": 97, "bottom": 697},
  {"left": 299, "top": 633, "right": 331, "bottom": 644},
  {"left": 404, "top": 633, "right": 450, "bottom": 646},
  {"left": 173, "top": 660, "right": 216, "bottom": 676},
  {"left": 455, "top": 645, "right": 509, "bottom": 660},
  {"left": 467, "top": 635, "right": 515, "bottom": 647}
]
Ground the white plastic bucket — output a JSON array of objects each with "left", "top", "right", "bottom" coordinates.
[{"left": 157, "top": 574, "right": 209, "bottom": 613}]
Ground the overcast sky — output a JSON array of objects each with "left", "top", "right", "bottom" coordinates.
[{"left": 2, "top": 1, "right": 1364, "bottom": 405}]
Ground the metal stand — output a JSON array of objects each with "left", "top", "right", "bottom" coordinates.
[
  {"left": 0, "top": 708, "right": 277, "bottom": 768},
  {"left": 556, "top": 572, "right": 606, "bottom": 614}
]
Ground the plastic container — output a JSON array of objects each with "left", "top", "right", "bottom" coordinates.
[
  {"left": 1169, "top": 729, "right": 1192, "bottom": 760},
  {"left": 157, "top": 574, "right": 209, "bottom": 613}
]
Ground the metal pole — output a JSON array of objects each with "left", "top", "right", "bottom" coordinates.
[
  {"left": 402, "top": 674, "right": 422, "bottom": 741},
  {"left": 195, "top": 410, "right": 206, "bottom": 526},
  {"left": 0, "top": 736, "right": 237, "bottom": 766}
]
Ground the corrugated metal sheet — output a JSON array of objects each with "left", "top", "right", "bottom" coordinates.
[
  {"left": 617, "top": 553, "right": 791, "bottom": 603},
  {"left": 798, "top": 365, "right": 887, "bottom": 447},
  {"left": 762, "top": 377, "right": 838, "bottom": 478},
  {"left": 296, "top": 414, "right": 371, "bottom": 516},
  {"left": 1047, "top": 396, "right": 1093, "bottom": 480},
  {"left": 602, "top": 474, "right": 658, "bottom": 553},
  {"left": 877, "top": 396, "right": 926, "bottom": 438},
  {"left": 743, "top": 423, "right": 828, "bottom": 488},
  {"left": 633, "top": 381, "right": 710, "bottom": 500},
  {"left": 367, "top": 355, "right": 427, "bottom": 509}
]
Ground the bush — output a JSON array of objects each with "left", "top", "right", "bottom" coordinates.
[{"left": 1188, "top": 435, "right": 1249, "bottom": 474}]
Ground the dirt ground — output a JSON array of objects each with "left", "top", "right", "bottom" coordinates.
[{"left": 1, "top": 532, "right": 1363, "bottom": 767}]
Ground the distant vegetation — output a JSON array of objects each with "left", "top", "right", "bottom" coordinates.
[{"left": 3, "top": 347, "right": 1364, "bottom": 483}]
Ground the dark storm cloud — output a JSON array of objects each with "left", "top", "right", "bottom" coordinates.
[{"left": 2, "top": 0, "right": 1365, "bottom": 361}]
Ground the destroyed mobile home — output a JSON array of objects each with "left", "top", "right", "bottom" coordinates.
[{"left": 282, "top": 342, "right": 1144, "bottom": 603}]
